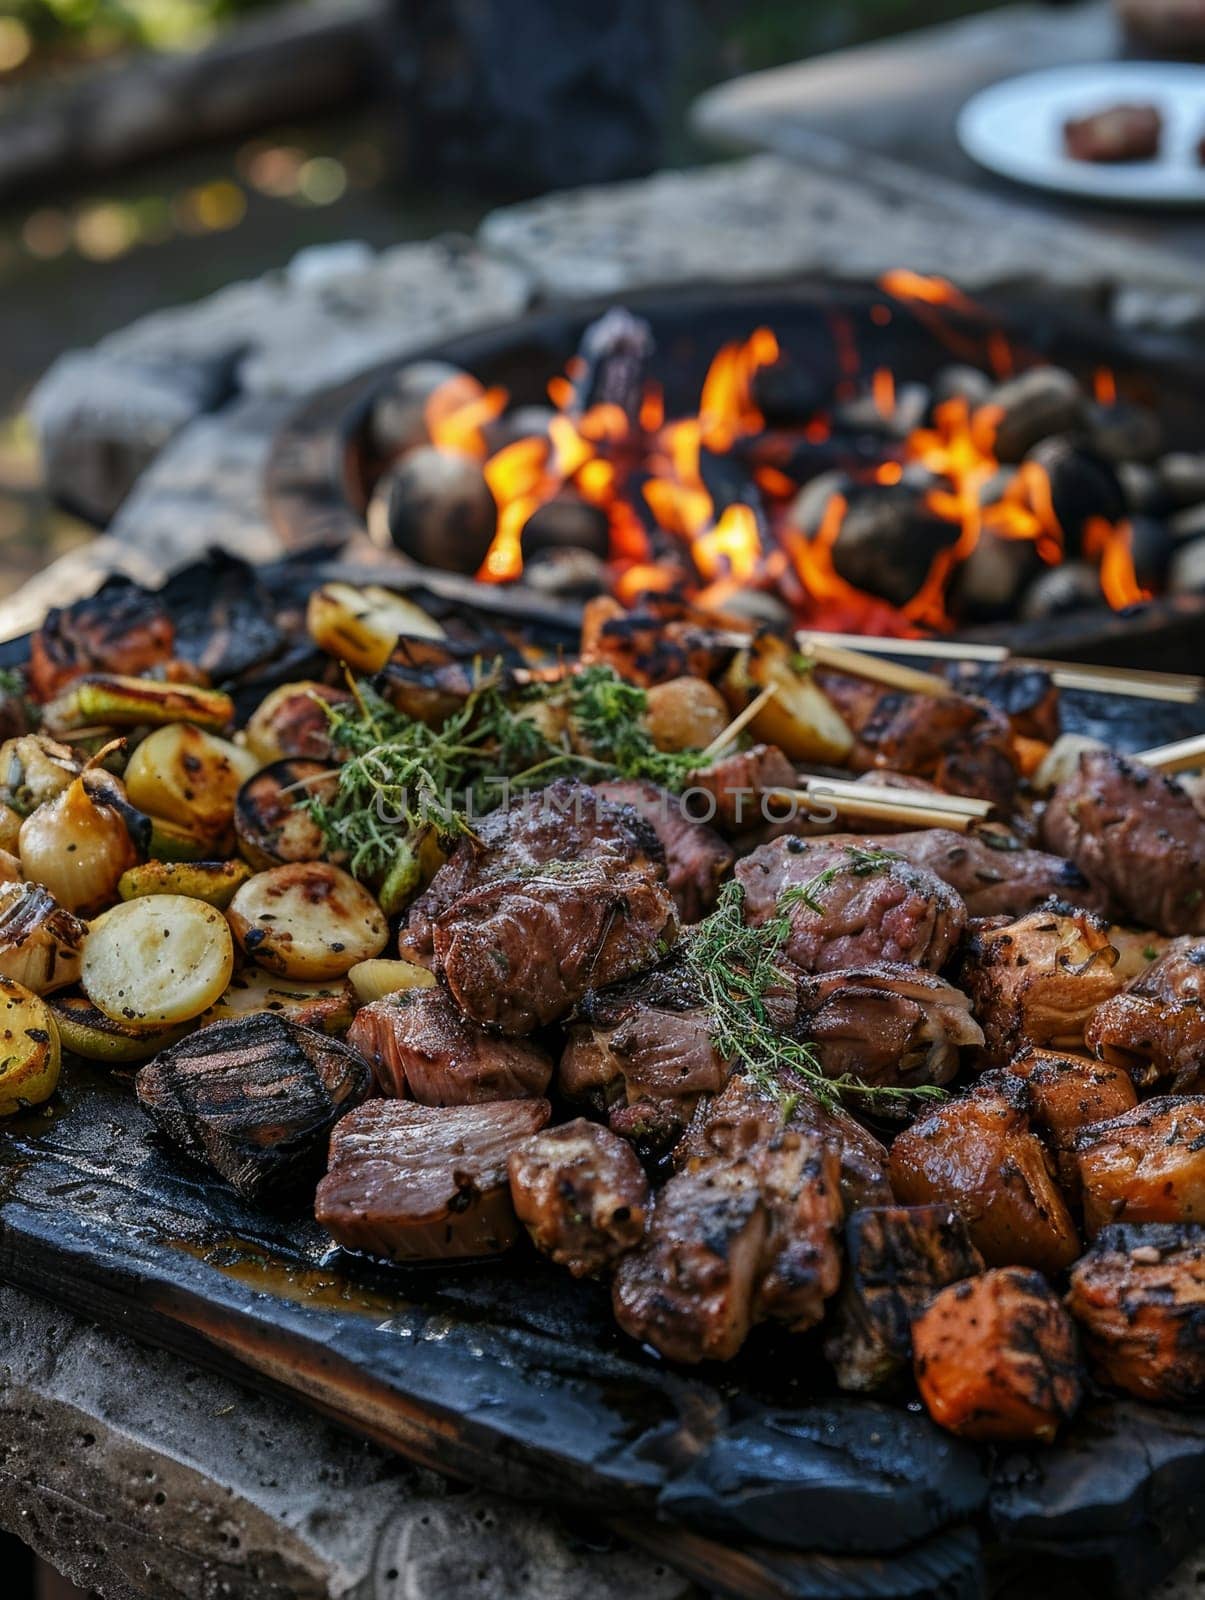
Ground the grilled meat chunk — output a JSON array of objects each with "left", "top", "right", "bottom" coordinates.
[
  {"left": 136, "top": 1013, "right": 372, "bottom": 1202},
  {"left": 959, "top": 904, "right": 1124, "bottom": 1064},
  {"left": 824, "top": 1204, "right": 985, "bottom": 1392},
  {"left": 399, "top": 778, "right": 665, "bottom": 965},
  {"left": 794, "top": 964, "right": 982, "bottom": 1090},
  {"left": 889, "top": 1080, "right": 1081, "bottom": 1273},
  {"left": 1004, "top": 1047, "right": 1137, "bottom": 1194},
  {"left": 315, "top": 1096, "right": 551, "bottom": 1259},
  {"left": 347, "top": 987, "right": 552, "bottom": 1105},
  {"left": 593, "top": 777, "right": 734, "bottom": 922},
  {"left": 944, "top": 662, "right": 1061, "bottom": 745},
  {"left": 1067, "top": 1223, "right": 1205, "bottom": 1403},
  {"left": 29, "top": 578, "right": 175, "bottom": 702},
  {"left": 912, "top": 1267, "right": 1081, "bottom": 1442},
  {"left": 736, "top": 837, "right": 965, "bottom": 974},
  {"left": 508, "top": 1118, "right": 649, "bottom": 1277},
  {"left": 1075, "top": 1097, "right": 1205, "bottom": 1236},
  {"left": 1064, "top": 102, "right": 1162, "bottom": 162},
  {"left": 580, "top": 597, "right": 737, "bottom": 687},
  {"left": 683, "top": 744, "right": 797, "bottom": 834},
  {"left": 434, "top": 860, "right": 677, "bottom": 1036},
  {"left": 1085, "top": 938, "right": 1205, "bottom": 1092},
  {"left": 1041, "top": 751, "right": 1205, "bottom": 936}
]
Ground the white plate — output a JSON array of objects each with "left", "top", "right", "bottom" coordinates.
[{"left": 956, "top": 62, "right": 1205, "bottom": 206}]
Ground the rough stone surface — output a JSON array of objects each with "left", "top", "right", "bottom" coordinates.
[{"left": 0, "top": 1282, "right": 692, "bottom": 1600}]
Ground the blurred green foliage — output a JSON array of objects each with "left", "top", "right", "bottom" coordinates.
[{"left": 7, "top": 0, "right": 275, "bottom": 56}]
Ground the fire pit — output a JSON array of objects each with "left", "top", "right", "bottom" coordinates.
[{"left": 266, "top": 277, "right": 1205, "bottom": 670}]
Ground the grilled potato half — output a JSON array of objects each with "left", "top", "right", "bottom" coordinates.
[
  {"left": 81, "top": 894, "right": 235, "bottom": 1028},
  {"left": 307, "top": 582, "right": 445, "bottom": 673},
  {"left": 234, "top": 759, "right": 335, "bottom": 872},
  {"left": 0, "top": 978, "right": 61, "bottom": 1115},
  {"left": 124, "top": 723, "right": 258, "bottom": 839},
  {"left": 721, "top": 636, "right": 852, "bottom": 763},
  {"left": 201, "top": 968, "right": 357, "bottom": 1034},
  {"left": 227, "top": 863, "right": 388, "bottom": 980}
]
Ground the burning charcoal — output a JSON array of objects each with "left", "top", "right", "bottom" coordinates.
[
  {"left": 569, "top": 307, "right": 653, "bottom": 424},
  {"left": 1170, "top": 537, "right": 1205, "bottom": 595},
  {"left": 947, "top": 532, "right": 1043, "bottom": 624},
  {"left": 931, "top": 365, "right": 993, "bottom": 412},
  {"left": 1085, "top": 399, "right": 1163, "bottom": 464},
  {"left": 1171, "top": 502, "right": 1205, "bottom": 543},
  {"left": 1022, "top": 436, "right": 1126, "bottom": 549},
  {"left": 521, "top": 493, "right": 610, "bottom": 559},
  {"left": 482, "top": 404, "right": 556, "bottom": 455},
  {"left": 1118, "top": 461, "right": 1169, "bottom": 517},
  {"left": 788, "top": 470, "right": 855, "bottom": 539},
  {"left": 370, "top": 361, "right": 475, "bottom": 459},
  {"left": 971, "top": 367, "right": 1086, "bottom": 463},
  {"left": 523, "top": 548, "right": 607, "bottom": 599},
  {"left": 1019, "top": 561, "right": 1103, "bottom": 620},
  {"left": 823, "top": 1204, "right": 985, "bottom": 1393},
  {"left": 829, "top": 486, "right": 961, "bottom": 609},
  {"left": 749, "top": 357, "right": 825, "bottom": 425},
  {"left": 136, "top": 1012, "right": 372, "bottom": 1203},
  {"left": 1159, "top": 452, "right": 1205, "bottom": 509},
  {"left": 1128, "top": 515, "right": 1174, "bottom": 590},
  {"left": 383, "top": 446, "right": 497, "bottom": 574}
]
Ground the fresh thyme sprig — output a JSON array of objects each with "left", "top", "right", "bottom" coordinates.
[
  {"left": 779, "top": 845, "right": 899, "bottom": 915},
  {"left": 564, "top": 666, "right": 700, "bottom": 791},
  {"left": 685, "top": 879, "right": 946, "bottom": 1116}
]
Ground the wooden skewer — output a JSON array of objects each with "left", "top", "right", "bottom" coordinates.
[
  {"left": 698, "top": 683, "right": 779, "bottom": 762},
  {"left": 766, "top": 783, "right": 982, "bottom": 833},
  {"left": 1135, "top": 731, "right": 1205, "bottom": 775},
  {"left": 793, "top": 635, "right": 953, "bottom": 698},
  {"left": 795, "top": 774, "right": 995, "bottom": 818}
]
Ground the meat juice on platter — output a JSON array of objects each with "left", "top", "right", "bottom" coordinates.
[{"left": 2, "top": 522, "right": 1205, "bottom": 1458}]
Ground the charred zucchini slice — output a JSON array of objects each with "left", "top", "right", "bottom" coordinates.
[
  {"left": 44, "top": 675, "right": 235, "bottom": 734},
  {"left": 118, "top": 858, "right": 253, "bottom": 910},
  {"left": 81, "top": 894, "right": 235, "bottom": 1027},
  {"left": 48, "top": 993, "right": 195, "bottom": 1062},
  {"left": 0, "top": 978, "right": 61, "bottom": 1115}
]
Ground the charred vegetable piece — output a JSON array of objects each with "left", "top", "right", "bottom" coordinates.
[
  {"left": 0, "top": 849, "right": 19, "bottom": 885},
  {"left": 0, "top": 979, "right": 60, "bottom": 1115},
  {"left": 137, "top": 1012, "right": 371, "bottom": 1201},
  {"left": 823, "top": 1205, "right": 985, "bottom": 1393},
  {"left": 48, "top": 993, "right": 195, "bottom": 1063},
  {"left": 720, "top": 636, "right": 852, "bottom": 763},
  {"left": 348, "top": 987, "right": 552, "bottom": 1104},
  {"left": 306, "top": 582, "right": 445, "bottom": 673},
  {"left": 959, "top": 905, "right": 1124, "bottom": 1064},
  {"left": 0, "top": 733, "right": 79, "bottom": 816},
  {"left": 44, "top": 675, "right": 234, "bottom": 734},
  {"left": 0, "top": 880, "right": 86, "bottom": 995},
  {"left": 315, "top": 1096, "right": 551, "bottom": 1259},
  {"left": 912, "top": 1267, "right": 1081, "bottom": 1442},
  {"left": 642, "top": 676, "right": 730, "bottom": 754},
  {"left": 28, "top": 581, "right": 174, "bottom": 702},
  {"left": 347, "top": 958, "right": 436, "bottom": 1005},
  {"left": 508, "top": 1117, "right": 650, "bottom": 1277},
  {"left": 244, "top": 681, "right": 350, "bottom": 765},
  {"left": 1067, "top": 1223, "right": 1205, "bottom": 1403},
  {"left": 234, "top": 759, "right": 334, "bottom": 872},
  {"left": 200, "top": 968, "right": 357, "bottom": 1035},
  {"left": 888, "top": 1080, "right": 1081, "bottom": 1274},
  {"left": 118, "top": 858, "right": 252, "bottom": 910},
  {"left": 19, "top": 770, "right": 145, "bottom": 917},
  {"left": 124, "top": 724, "right": 257, "bottom": 839},
  {"left": 82, "top": 894, "right": 234, "bottom": 1027},
  {"left": 1075, "top": 1097, "right": 1205, "bottom": 1235},
  {"left": 0, "top": 804, "right": 20, "bottom": 854},
  {"left": 1004, "top": 1047, "right": 1137, "bottom": 1194},
  {"left": 227, "top": 863, "right": 388, "bottom": 981},
  {"left": 146, "top": 815, "right": 232, "bottom": 863}
]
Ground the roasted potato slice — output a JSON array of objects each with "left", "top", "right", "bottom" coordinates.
[
  {"left": 1075, "top": 1097, "right": 1205, "bottom": 1235},
  {"left": 43, "top": 675, "right": 234, "bottom": 734},
  {"left": 227, "top": 863, "right": 388, "bottom": 980},
  {"left": 81, "top": 894, "right": 235, "bottom": 1028},
  {"left": 642, "top": 676, "right": 730, "bottom": 754},
  {"left": 201, "top": 967, "right": 356, "bottom": 1034},
  {"left": 244, "top": 681, "right": 350, "bottom": 765},
  {"left": 48, "top": 993, "right": 195, "bottom": 1063},
  {"left": 306, "top": 582, "right": 445, "bottom": 673},
  {"left": 721, "top": 636, "right": 852, "bottom": 764},
  {"left": 234, "top": 759, "right": 334, "bottom": 872},
  {"left": 348, "top": 957, "right": 437, "bottom": 1005},
  {"left": 912, "top": 1267, "right": 1081, "bottom": 1442},
  {"left": 0, "top": 978, "right": 61, "bottom": 1115},
  {"left": 118, "top": 858, "right": 253, "bottom": 910},
  {"left": 124, "top": 723, "right": 258, "bottom": 838},
  {"left": 0, "top": 880, "right": 86, "bottom": 995}
]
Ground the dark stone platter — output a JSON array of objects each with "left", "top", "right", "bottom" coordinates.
[{"left": 1, "top": 555, "right": 1204, "bottom": 1600}]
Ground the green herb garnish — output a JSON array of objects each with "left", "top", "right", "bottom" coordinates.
[{"left": 779, "top": 845, "right": 899, "bottom": 916}]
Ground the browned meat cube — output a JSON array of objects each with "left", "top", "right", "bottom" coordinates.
[
  {"left": 347, "top": 986, "right": 551, "bottom": 1105},
  {"left": 434, "top": 860, "right": 678, "bottom": 1035},
  {"left": 1064, "top": 103, "right": 1162, "bottom": 162},
  {"left": 736, "top": 837, "right": 966, "bottom": 974},
  {"left": 593, "top": 777, "right": 734, "bottom": 922},
  {"left": 1067, "top": 1223, "right": 1205, "bottom": 1403},
  {"left": 1041, "top": 751, "right": 1205, "bottom": 936},
  {"left": 888, "top": 1080, "right": 1081, "bottom": 1273},
  {"left": 1005, "top": 1046, "right": 1137, "bottom": 1193},
  {"left": 1085, "top": 937, "right": 1205, "bottom": 1092},
  {"left": 508, "top": 1118, "right": 649, "bottom": 1277},
  {"left": 683, "top": 743, "right": 798, "bottom": 834},
  {"left": 315, "top": 1097, "right": 550, "bottom": 1260},
  {"left": 1075, "top": 1096, "right": 1205, "bottom": 1236},
  {"left": 959, "top": 905, "right": 1125, "bottom": 1064},
  {"left": 823, "top": 1204, "right": 985, "bottom": 1392},
  {"left": 612, "top": 1163, "right": 767, "bottom": 1363},
  {"left": 912, "top": 1267, "right": 1081, "bottom": 1442}
]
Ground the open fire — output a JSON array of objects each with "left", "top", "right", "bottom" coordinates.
[{"left": 370, "top": 274, "right": 1165, "bottom": 638}]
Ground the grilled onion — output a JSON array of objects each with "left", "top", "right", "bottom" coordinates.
[
  {"left": 721, "top": 636, "right": 853, "bottom": 764},
  {"left": 81, "top": 894, "right": 235, "bottom": 1027},
  {"left": 19, "top": 771, "right": 145, "bottom": 916},
  {"left": 306, "top": 582, "right": 445, "bottom": 673},
  {"left": 0, "top": 733, "right": 79, "bottom": 816},
  {"left": 227, "top": 863, "right": 388, "bottom": 980},
  {"left": 118, "top": 858, "right": 252, "bottom": 909},
  {"left": 0, "top": 802, "right": 22, "bottom": 854},
  {"left": 0, "top": 849, "right": 19, "bottom": 884},
  {"left": 0, "top": 978, "right": 61, "bottom": 1115},
  {"left": 124, "top": 723, "right": 258, "bottom": 839},
  {"left": 348, "top": 957, "right": 437, "bottom": 1005},
  {"left": 0, "top": 880, "right": 86, "bottom": 995},
  {"left": 244, "top": 681, "right": 350, "bottom": 765}
]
